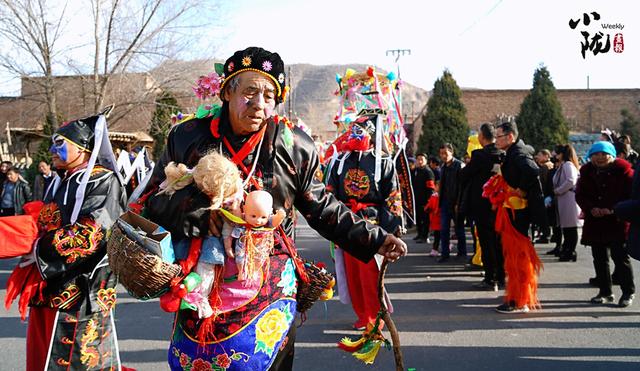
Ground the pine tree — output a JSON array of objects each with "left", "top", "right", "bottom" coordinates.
[
  {"left": 149, "top": 91, "right": 180, "bottom": 161},
  {"left": 516, "top": 65, "right": 568, "bottom": 150},
  {"left": 417, "top": 70, "right": 469, "bottom": 157},
  {"left": 619, "top": 109, "right": 640, "bottom": 142}
]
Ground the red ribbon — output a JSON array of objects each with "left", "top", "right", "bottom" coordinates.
[
  {"left": 346, "top": 199, "right": 376, "bottom": 213},
  {"left": 220, "top": 120, "right": 309, "bottom": 283},
  {"left": 222, "top": 124, "right": 267, "bottom": 190}
]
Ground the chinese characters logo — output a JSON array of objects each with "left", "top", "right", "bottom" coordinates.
[{"left": 569, "top": 11, "right": 624, "bottom": 59}]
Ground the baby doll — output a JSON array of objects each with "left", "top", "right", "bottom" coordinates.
[
  {"left": 160, "top": 151, "right": 243, "bottom": 318},
  {"left": 227, "top": 190, "right": 286, "bottom": 281}
]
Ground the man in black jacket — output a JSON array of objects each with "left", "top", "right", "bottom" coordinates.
[
  {"left": 438, "top": 143, "right": 466, "bottom": 262},
  {"left": 459, "top": 123, "right": 504, "bottom": 290},
  {"left": 143, "top": 47, "right": 407, "bottom": 370},
  {"left": 412, "top": 153, "right": 435, "bottom": 243},
  {"left": 492, "top": 120, "right": 546, "bottom": 313}
]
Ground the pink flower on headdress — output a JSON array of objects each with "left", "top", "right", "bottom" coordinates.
[
  {"left": 193, "top": 72, "right": 222, "bottom": 100},
  {"left": 228, "top": 61, "right": 234, "bottom": 72},
  {"left": 262, "top": 60, "right": 272, "bottom": 72}
]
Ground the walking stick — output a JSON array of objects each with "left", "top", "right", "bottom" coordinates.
[{"left": 378, "top": 259, "right": 405, "bottom": 371}]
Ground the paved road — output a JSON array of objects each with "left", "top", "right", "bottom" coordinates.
[{"left": 2, "top": 220, "right": 640, "bottom": 370}]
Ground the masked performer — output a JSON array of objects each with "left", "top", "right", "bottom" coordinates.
[
  {"left": 6, "top": 113, "right": 127, "bottom": 370},
  {"left": 325, "top": 113, "right": 403, "bottom": 330}
]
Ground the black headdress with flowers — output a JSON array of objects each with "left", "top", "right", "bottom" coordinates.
[{"left": 220, "top": 46, "right": 288, "bottom": 104}]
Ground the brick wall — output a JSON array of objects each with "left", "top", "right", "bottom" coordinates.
[
  {"left": 460, "top": 88, "right": 640, "bottom": 132},
  {"left": 1, "top": 73, "right": 157, "bottom": 135}
]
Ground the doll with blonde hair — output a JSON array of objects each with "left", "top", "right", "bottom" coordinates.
[
  {"left": 159, "top": 151, "right": 244, "bottom": 318},
  {"left": 159, "top": 152, "right": 286, "bottom": 317}
]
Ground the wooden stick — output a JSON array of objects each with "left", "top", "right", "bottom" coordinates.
[{"left": 378, "top": 259, "right": 404, "bottom": 371}]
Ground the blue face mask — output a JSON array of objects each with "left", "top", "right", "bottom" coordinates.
[{"left": 49, "top": 137, "right": 68, "bottom": 162}]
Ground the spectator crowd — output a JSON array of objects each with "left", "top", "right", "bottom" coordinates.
[{"left": 408, "top": 123, "right": 639, "bottom": 310}]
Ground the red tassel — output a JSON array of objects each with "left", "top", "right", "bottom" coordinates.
[
  {"left": 196, "top": 316, "right": 218, "bottom": 344},
  {"left": 483, "top": 174, "right": 542, "bottom": 310},
  {"left": 207, "top": 265, "right": 224, "bottom": 316},
  {"left": 496, "top": 206, "right": 542, "bottom": 309},
  {"left": 5, "top": 265, "right": 45, "bottom": 321}
]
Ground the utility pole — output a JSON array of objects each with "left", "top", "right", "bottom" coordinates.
[
  {"left": 385, "top": 49, "right": 411, "bottom": 79},
  {"left": 288, "top": 66, "right": 293, "bottom": 118}
]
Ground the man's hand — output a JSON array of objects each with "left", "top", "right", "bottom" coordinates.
[
  {"left": 208, "top": 210, "right": 223, "bottom": 237},
  {"left": 377, "top": 234, "right": 407, "bottom": 262}
]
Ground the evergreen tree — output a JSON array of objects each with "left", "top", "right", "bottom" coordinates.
[
  {"left": 619, "top": 109, "right": 640, "bottom": 143},
  {"left": 149, "top": 91, "right": 180, "bottom": 161},
  {"left": 417, "top": 70, "right": 469, "bottom": 157},
  {"left": 516, "top": 65, "right": 568, "bottom": 150}
]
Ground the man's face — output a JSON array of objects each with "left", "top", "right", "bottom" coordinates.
[
  {"left": 0, "top": 163, "right": 10, "bottom": 173},
  {"left": 429, "top": 161, "right": 438, "bottom": 170},
  {"left": 6, "top": 170, "right": 19, "bottom": 183},
  {"left": 38, "top": 162, "right": 50, "bottom": 175},
  {"left": 495, "top": 128, "right": 513, "bottom": 150},
  {"left": 223, "top": 71, "right": 277, "bottom": 136},
  {"left": 416, "top": 155, "right": 427, "bottom": 168},
  {"left": 50, "top": 137, "right": 88, "bottom": 170},
  {"left": 439, "top": 148, "right": 452, "bottom": 164}
]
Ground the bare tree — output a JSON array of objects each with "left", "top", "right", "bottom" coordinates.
[
  {"left": 82, "top": 0, "right": 218, "bottom": 125},
  {"left": 53, "top": 0, "right": 225, "bottom": 129},
  {"left": 0, "top": 0, "right": 69, "bottom": 128},
  {"left": 1, "top": 0, "right": 221, "bottom": 131}
]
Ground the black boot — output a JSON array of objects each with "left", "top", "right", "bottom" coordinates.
[
  {"left": 546, "top": 247, "right": 561, "bottom": 255},
  {"left": 559, "top": 251, "right": 577, "bottom": 262},
  {"left": 558, "top": 227, "right": 578, "bottom": 262}
]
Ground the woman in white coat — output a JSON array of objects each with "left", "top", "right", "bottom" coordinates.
[{"left": 553, "top": 144, "right": 582, "bottom": 262}]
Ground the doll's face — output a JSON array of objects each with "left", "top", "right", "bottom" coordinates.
[
  {"left": 243, "top": 191, "right": 274, "bottom": 227},
  {"left": 244, "top": 200, "right": 271, "bottom": 227}
]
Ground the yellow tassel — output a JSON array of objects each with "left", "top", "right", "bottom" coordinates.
[
  {"left": 338, "top": 336, "right": 366, "bottom": 350},
  {"left": 353, "top": 340, "right": 383, "bottom": 364}
]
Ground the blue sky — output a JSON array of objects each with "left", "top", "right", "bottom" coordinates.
[{"left": 0, "top": 0, "right": 637, "bottom": 95}]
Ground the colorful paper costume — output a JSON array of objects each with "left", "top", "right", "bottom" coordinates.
[
  {"left": 326, "top": 67, "right": 407, "bottom": 365},
  {"left": 329, "top": 67, "right": 414, "bottom": 224}
]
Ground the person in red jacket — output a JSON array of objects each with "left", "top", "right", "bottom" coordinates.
[
  {"left": 425, "top": 185, "right": 441, "bottom": 257},
  {"left": 575, "top": 141, "right": 635, "bottom": 307}
]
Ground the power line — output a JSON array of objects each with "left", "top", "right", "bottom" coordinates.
[{"left": 459, "top": 0, "right": 504, "bottom": 36}]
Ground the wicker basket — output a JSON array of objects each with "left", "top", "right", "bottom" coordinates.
[
  {"left": 107, "top": 222, "right": 182, "bottom": 300},
  {"left": 296, "top": 261, "right": 334, "bottom": 313}
]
